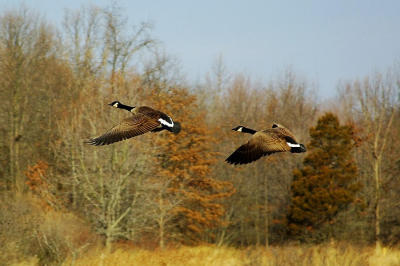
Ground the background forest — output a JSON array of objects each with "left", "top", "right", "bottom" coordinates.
[{"left": 1, "top": 5, "right": 400, "bottom": 265}]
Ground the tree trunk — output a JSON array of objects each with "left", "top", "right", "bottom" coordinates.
[
  {"left": 264, "top": 173, "right": 269, "bottom": 248},
  {"left": 159, "top": 193, "right": 165, "bottom": 249},
  {"left": 105, "top": 229, "right": 113, "bottom": 254},
  {"left": 255, "top": 168, "right": 260, "bottom": 246},
  {"left": 374, "top": 158, "right": 381, "bottom": 250},
  {"left": 159, "top": 220, "right": 165, "bottom": 249}
]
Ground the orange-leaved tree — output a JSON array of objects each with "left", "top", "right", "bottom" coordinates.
[
  {"left": 25, "top": 160, "right": 61, "bottom": 211},
  {"left": 147, "top": 87, "right": 235, "bottom": 245}
]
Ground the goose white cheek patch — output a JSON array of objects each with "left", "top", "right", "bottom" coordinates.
[
  {"left": 158, "top": 118, "right": 174, "bottom": 128},
  {"left": 287, "top": 142, "right": 301, "bottom": 148}
]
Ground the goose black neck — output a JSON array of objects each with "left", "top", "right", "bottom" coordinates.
[
  {"left": 241, "top": 127, "right": 257, "bottom": 134},
  {"left": 118, "top": 103, "right": 135, "bottom": 111}
]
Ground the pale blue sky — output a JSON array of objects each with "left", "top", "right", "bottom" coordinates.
[{"left": 1, "top": 0, "right": 400, "bottom": 98}]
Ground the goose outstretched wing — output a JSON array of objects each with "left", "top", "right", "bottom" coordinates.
[
  {"left": 86, "top": 113, "right": 161, "bottom": 146},
  {"left": 225, "top": 132, "right": 290, "bottom": 165}
]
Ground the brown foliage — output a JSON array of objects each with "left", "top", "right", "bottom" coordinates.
[
  {"left": 25, "top": 160, "right": 62, "bottom": 211},
  {"left": 148, "top": 87, "right": 235, "bottom": 244}
]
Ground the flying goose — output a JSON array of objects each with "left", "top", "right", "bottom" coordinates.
[
  {"left": 86, "top": 101, "right": 181, "bottom": 146},
  {"left": 225, "top": 123, "right": 306, "bottom": 165}
]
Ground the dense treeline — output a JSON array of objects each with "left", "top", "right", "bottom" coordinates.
[{"left": 0, "top": 5, "right": 399, "bottom": 264}]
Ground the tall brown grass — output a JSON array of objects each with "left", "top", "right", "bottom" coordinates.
[{"left": 59, "top": 243, "right": 400, "bottom": 266}]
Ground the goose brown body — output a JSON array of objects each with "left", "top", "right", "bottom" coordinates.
[
  {"left": 226, "top": 124, "right": 306, "bottom": 165},
  {"left": 86, "top": 102, "right": 181, "bottom": 146}
]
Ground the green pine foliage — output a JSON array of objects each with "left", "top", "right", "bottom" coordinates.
[{"left": 287, "top": 113, "right": 361, "bottom": 241}]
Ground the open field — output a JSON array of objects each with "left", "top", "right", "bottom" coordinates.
[{"left": 11, "top": 244, "right": 400, "bottom": 266}]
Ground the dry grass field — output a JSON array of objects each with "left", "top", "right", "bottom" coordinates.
[{"left": 12, "top": 243, "right": 400, "bottom": 266}]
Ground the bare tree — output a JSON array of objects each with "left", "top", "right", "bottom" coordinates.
[
  {"left": 0, "top": 7, "right": 63, "bottom": 192},
  {"left": 51, "top": 5, "right": 159, "bottom": 251},
  {"left": 338, "top": 71, "right": 398, "bottom": 248}
]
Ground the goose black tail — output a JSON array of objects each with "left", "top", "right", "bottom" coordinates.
[
  {"left": 171, "top": 121, "right": 181, "bottom": 134},
  {"left": 291, "top": 144, "right": 306, "bottom": 153}
]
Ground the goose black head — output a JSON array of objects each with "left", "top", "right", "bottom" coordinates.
[
  {"left": 108, "top": 101, "right": 135, "bottom": 112},
  {"left": 232, "top": 126, "right": 244, "bottom": 132},
  {"left": 109, "top": 101, "right": 121, "bottom": 108}
]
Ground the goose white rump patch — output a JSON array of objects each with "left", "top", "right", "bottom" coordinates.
[
  {"left": 158, "top": 118, "right": 174, "bottom": 128},
  {"left": 287, "top": 142, "right": 301, "bottom": 148}
]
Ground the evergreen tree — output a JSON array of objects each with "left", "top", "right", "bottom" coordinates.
[{"left": 287, "top": 112, "right": 361, "bottom": 241}]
